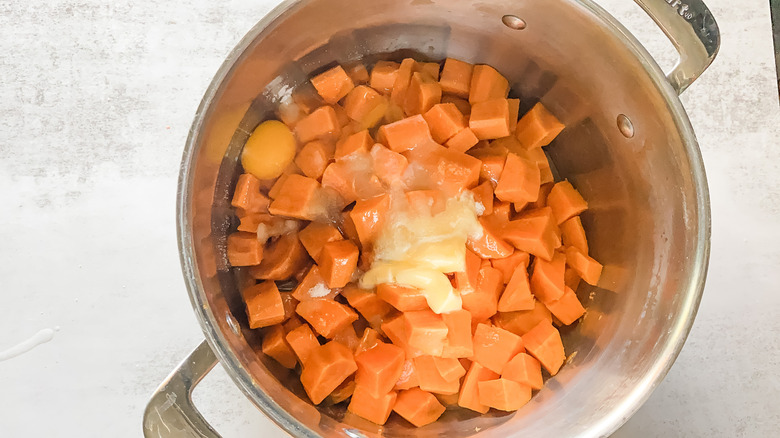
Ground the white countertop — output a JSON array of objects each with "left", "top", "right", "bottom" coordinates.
[{"left": 1, "top": 0, "right": 778, "bottom": 436}]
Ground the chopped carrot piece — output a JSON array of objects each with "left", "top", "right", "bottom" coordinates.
[
  {"left": 503, "top": 207, "right": 561, "bottom": 261},
  {"left": 394, "top": 359, "right": 420, "bottom": 390},
  {"left": 522, "top": 320, "right": 565, "bottom": 375},
  {"left": 377, "top": 114, "right": 433, "bottom": 153},
  {"left": 295, "top": 141, "right": 331, "bottom": 180},
  {"left": 327, "top": 378, "right": 356, "bottom": 405},
  {"left": 515, "top": 102, "right": 565, "bottom": 149},
  {"left": 333, "top": 324, "right": 361, "bottom": 353},
  {"left": 232, "top": 173, "right": 270, "bottom": 214},
  {"left": 414, "top": 61, "right": 441, "bottom": 80},
  {"left": 478, "top": 378, "right": 532, "bottom": 411},
  {"left": 403, "top": 72, "right": 442, "bottom": 116},
  {"left": 405, "top": 189, "right": 446, "bottom": 215},
  {"left": 493, "top": 299, "right": 553, "bottom": 336},
  {"left": 393, "top": 388, "right": 446, "bottom": 427},
  {"left": 390, "top": 58, "right": 415, "bottom": 105},
  {"left": 423, "top": 103, "right": 468, "bottom": 143},
  {"left": 355, "top": 327, "right": 383, "bottom": 356},
  {"left": 564, "top": 246, "right": 602, "bottom": 285},
  {"left": 560, "top": 216, "right": 589, "bottom": 254},
  {"left": 347, "top": 386, "right": 397, "bottom": 425},
  {"left": 267, "top": 174, "right": 321, "bottom": 220},
  {"left": 467, "top": 216, "right": 514, "bottom": 259},
  {"left": 445, "top": 126, "right": 479, "bottom": 153},
  {"left": 376, "top": 283, "right": 429, "bottom": 313},
  {"left": 318, "top": 239, "right": 359, "bottom": 288},
  {"left": 227, "top": 232, "right": 263, "bottom": 266},
  {"left": 298, "top": 222, "right": 343, "bottom": 261},
  {"left": 335, "top": 129, "right": 373, "bottom": 159},
  {"left": 261, "top": 324, "right": 297, "bottom": 369},
  {"left": 491, "top": 250, "right": 531, "bottom": 283},
  {"left": 458, "top": 361, "right": 499, "bottom": 413},
  {"left": 296, "top": 298, "right": 358, "bottom": 338},
  {"left": 292, "top": 265, "right": 336, "bottom": 301},
  {"left": 469, "top": 98, "right": 512, "bottom": 140},
  {"left": 295, "top": 106, "right": 341, "bottom": 143},
  {"left": 439, "top": 58, "right": 473, "bottom": 98},
  {"left": 432, "top": 357, "right": 467, "bottom": 381},
  {"left": 311, "top": 65, "right": 355, "bottom": 104},
  {"left": 355, "top": 341, "right": 406, "bottom": 397},
  {"left": 530, "top": 251, "right": 566, "bottom": 304},
  {"left": 462, "top": 265, "right": 503, "bottom": 322},
  {"left": 502, "top": 352, "right": 543, "bottom": 390},
  {"left": 403, "top": 310, "right": 449, "bottom": 357},
  {"left": 469, "top": 65, "right": 509, "bottom": 104},
  {"left": 472, "top": 323, "right": 525, "bottom": 374},
  {"left": 300, "top": 341, "right": 358, "bottom": 404},
  {"left": 370, "top": 143, "right": 408, "bottom": 186},
  {"left": 441, "top": 309, "right": 474, "bottom": 358},
  {"left": 494, "top": 152, "right": 541, "bottom": 204},
  {"left": 547, "top": 180, "right": 588, "bottom": 224},
  {"left": 498, "top": 264, "right": 535, "bottom": 312},
  {"left": 370, "top": 61, "right": 400, "bottom": 94},
  {"left": 242, "top": 281, "right": 285, "bottom": 328},
  {"left": 345, "top": 63, "right": 370, "bottom": 84},
  {"left": 565, "top": 266, "right": 582, "bottom": 291},
  {"left": 545, "top": 286, "right": 586, "bottom": 325},
  {"left": 413, "top": 355, "right": 460, "bottom": 395},
  {"left": 453, "top": 249, "right": 481, "bottom": 295},
  {"left": 471, "top": 181, "right": 494, "bottom": 215},
  {"left": 349, "top": 193, "right": 391, "bottom": 248},
  {"left": 285, "top": 323, "right": 320, "bottom": 365}
]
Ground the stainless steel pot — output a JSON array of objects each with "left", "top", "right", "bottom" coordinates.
[{"left": 144, "top": 0, "right": 717, "bottom": 436}]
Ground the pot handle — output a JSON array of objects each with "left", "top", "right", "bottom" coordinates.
[
  {"left": 142, "top": 340, "right": 222, "bottom": 438},
  {"left": 633, "top": 0, "right": 720, "bottom": 94}
]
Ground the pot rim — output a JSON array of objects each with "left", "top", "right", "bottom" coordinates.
[{"left": 176, "top": 1, "right": 711, "bottom": 436}]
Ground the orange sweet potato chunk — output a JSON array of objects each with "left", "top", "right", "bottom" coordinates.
[
  {"left": 565, "top": 246, "right": 602, "bottom": 285},
  {"left": 439, "top": 58, "right": 473, "bottom": 98},
  {"left": 547, "top": 180, "right": 588, "bottom": 224},
  {"left": 300, "top": 341, "right": 358, "bottom": 404},
  {"left": 267, "top": 174, "right": 321, "bottom": 220},
  {"left": 403, "top": 310, "right": 449, "bottom": 357},
  {"left": 285, "top": 323, "right": 320, "bottom": 365},
  {"left": 493, "top": 299, "right": 553, "bottom": 336},
  {"left": 298, "top": 222, "right": 343, "bottom": 261},
  {"left": 355, "top": 342, "right": 406, "bottom": 398},
  {"left": 503, "top": 207, "right": 561, "bottom": 261},
  {"left": 295, "top": 105, "right": 341, "bottom": 143},
  {"left": 413, "top": 355, "right": 460, "bottom": 395},
  {"left": 311, "top": 65, "right": 355, "bottom": 104},
  {"left": 471, "top": 181, "right": 494, "bottom": 216},
  {"left": 377, "top": 283, "right": 429, "bottom": 312},
  {"left": 242, "top": 281, "right": 285, "bottom": 329},
  {"left": 296, "top": 298, "right": 358, "bottom": 338},
  {"left": 394, "top": 358, "right": 420, "bottom": 390},
  {"left": 441, "top": 309, "right": 474, "bottom": 358},
  {"left": 478, "top": 378, "right": 532, "bottom": 411},
  {"left": 347, "top": 386, "right": 397, "bottom": 425},
  {"left": 515, "top": 102, "right": 565, "bottom": 149},
  {"left": 262, "top": 324, "right": 297, "bottom": 369},
  {"left": 502, "top": 352, "right": 543, "bottom": 390},
  {"left": 390, "top": 58, "right": 416, "bottom": 105},
  {"left": 345, "top": 63, "right": 369, "bottom": 84},
  {"left": 404, "top": 71, "right": 442, "bottom": 116},
  {"left": 414, "top": 61, "right": 441, "bottom": 80},
  {"left": 469, "top": 65, "right": 509, "bottom": 104},
  {"left": 495, "top": 152, "right": 541, "bottom": 204},
  {"left": 545, "top": 285, "right": 586, "bottom": 326},
  {"left": 295, "top": 141, "right": 331, "bottom": 180},
  {"left": 467, "top": 216, "right": 514, "bottom": 259},
  {"left": 530, "top": 251, "right": 566, "bottom": 304},
  {"left": 328, "top": 378, "right": 356, "bottom": 404},
  {"left": 458, "top": 361, "right": 500, "bottom": 413},
  {"left": 349, "top": 193, "right": 391, "bottom": 248},
  {"left": 407, "top": 142, "right": 482, "bottom": 195},
  {"left": 522, "top": 320, "right": 565, "bottom": 375},
  {"left": 491, "top": 250, "right": 531, "bottom": 284},
  {"left": 342, "top": 284, "right": 394, "bottom": 326},
  {"left": 454, "top": 249, "right": 481, "bottom": 295},
  {"left": 370, "top": 143, "right": 408, "bottom": 186},
  {"left": 370, "top": 60, "right": 400, "bottom": 94},
  {"left": 469, "top": 98, "right": 512, "bottom": 140},
  {"left": 292, "top": 265, "right": 336, "bottom": 301},
  {"left": 232, "top": 173, "right": 270, "bottom": 214},
  {"left": 377, "top": 114, "right": 433, "bottom": 153},
  {"left": 560, "top": 216, "right": 589, "bottom": 254},
  {"left": 393, "top": 388, "right": 446, "bottom": 427},
  {"left": 445, "top": 127, "right": 479, "bottom": 153},
  {"left": 318, "top": 239, "right": 359, "bottom": 288},
  {"left": 432, "top": 357, "right": 467, "bottom": 382},
  {"left": 227, "top": 231, "right": 263, "bottom": 266},
  {"left": 462, "top": 265, "right": 503, "bottom": 322},
  {"left": 335, "top": 129, "right": 373, "bottom": 160},
  {"left": 498, "top": 264, "right": 535, "bottom": 312},
  {"left": 343, "top": 85, "right": 388, "bottom": 130},
  {"left": 472, "top": 323, "right": 525, "bottom": 374},
  {"left": 355, "top": 327, "right": 383, "bottom": 356},
  {"left": 423, "top": 103, "right": 468, "bottom": 143}
]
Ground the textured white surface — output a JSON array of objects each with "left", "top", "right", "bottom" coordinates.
[{"left": 0, "top": 0, "right": 778, "bottom": 436}]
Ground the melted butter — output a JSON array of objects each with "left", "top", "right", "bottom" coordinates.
[{"left": 360, "top": 191, "right": 483, "bottom": 314}]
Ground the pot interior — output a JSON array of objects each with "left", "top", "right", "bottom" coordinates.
[{"left": 180, "top": 0, "right": 707, "bottom": 436}]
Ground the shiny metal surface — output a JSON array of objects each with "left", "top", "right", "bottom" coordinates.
[{"left": 150, "top": 0, "right": 717, "bottom": 436}]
